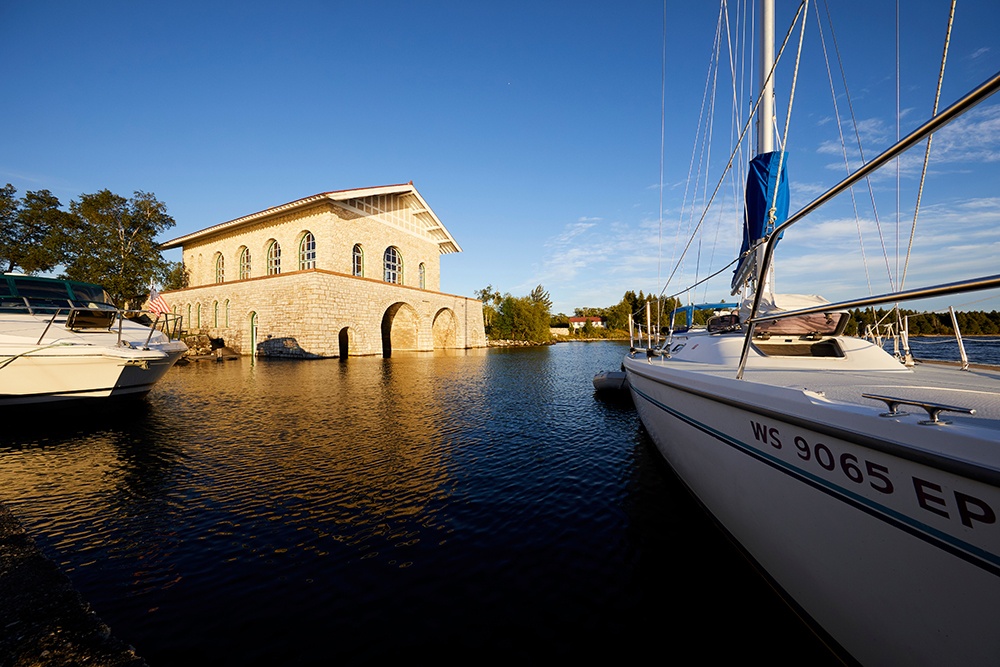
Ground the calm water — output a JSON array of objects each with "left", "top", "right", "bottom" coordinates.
[
  {"left": 889, "top": 335, "right": 1000, "bottom": 365},
  {"left": 7, "top": 338, "right": 955, "bottom": 665}
]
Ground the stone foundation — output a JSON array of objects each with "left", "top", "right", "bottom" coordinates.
[{"left": 164, "top": 269, "right": 486, "bottom": 358}]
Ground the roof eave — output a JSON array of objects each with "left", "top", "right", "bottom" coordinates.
[{"left": 160, "top": 183, "right": 461, "bottom": 253}]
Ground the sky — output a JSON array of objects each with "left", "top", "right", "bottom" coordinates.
[{"left": 3, "top": 0, "right": 1000, "bottom": 316}]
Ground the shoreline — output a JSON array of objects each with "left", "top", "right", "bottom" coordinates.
[{"left": 0, "top": 503, "right": 146, "bottom": 666}]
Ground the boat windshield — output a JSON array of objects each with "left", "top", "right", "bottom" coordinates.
[
  {"left": 1, "top": 276, "right": 69, "bottom": 312},
  {"left": 1, "top": 275, "right": 116, "bottom": 313},
  {"left": 68, "top": 283, "right": 116, "bottom": 309}
]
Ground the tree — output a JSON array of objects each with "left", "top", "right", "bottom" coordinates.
[
  {"left": 475, "top": 284, "right": 503, "bottom": 328},
  {"left": 528, "top": 284, "right": 552, "bottom": 311},
  {"left": 63, "top": 190, "right": 176, "bottom": 308},
  {"left": 0, "top": 184, "right": 71, "bottom": 274},
  {"left": 604, "top": 300, "right": 630, "bottom": 330},
  {"left": 550, "top": 312, "right": 569, "bottom": 327},
  {"left": 491, "top": 294, "right": 551, "bottom": 342},
  {"left": 163, "top": 260, "right": 189, "bottom": 291},
  {"left": 485, "top": 284, "right": 553, "bottom": 343}
]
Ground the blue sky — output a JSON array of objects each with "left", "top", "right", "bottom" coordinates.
[{"left": 3, "top": 1, "right": 999, "bottom": 316}]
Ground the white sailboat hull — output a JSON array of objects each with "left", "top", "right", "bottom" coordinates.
[{"left": 625, "top": 339, "right": 1000, "bottom": 666}]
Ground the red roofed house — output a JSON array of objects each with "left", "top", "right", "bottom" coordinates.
[{"left": 568, "top": 316, "right": 606, "bottom": 331}]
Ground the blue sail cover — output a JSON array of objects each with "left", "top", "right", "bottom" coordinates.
[{"left": 732, "top": 150, "right": 789, "bottom": 290}]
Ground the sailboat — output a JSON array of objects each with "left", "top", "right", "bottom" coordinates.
[{"left": 623, "top": 2, "right": 1000, "bottom": 665}]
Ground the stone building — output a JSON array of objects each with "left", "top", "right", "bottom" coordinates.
[{"left": 159, "top": 183, "right": 487, "bottom": 358}]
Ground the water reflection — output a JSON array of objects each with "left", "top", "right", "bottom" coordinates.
[{"left": 0, "top": 342, "right": 837, "bottom": 664}]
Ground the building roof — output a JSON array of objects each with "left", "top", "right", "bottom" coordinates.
[{"left": 160, "top": 182, "right": 461, "bottom": 254}]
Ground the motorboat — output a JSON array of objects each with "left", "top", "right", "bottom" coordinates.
[
  {"left": 0, "top": 273, "right": 187, "bottom": 406},
  {"left": 623, "top": 2, "right": 1000, "bottom": 665}
]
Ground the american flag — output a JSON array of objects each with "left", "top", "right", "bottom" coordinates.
[{"left": 147, "top": 287, "right": 171, "bottom": 316}]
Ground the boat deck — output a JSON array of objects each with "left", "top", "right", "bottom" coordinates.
[
  {"left": 738, "top": 360, "right": 1000, "bottom": 422},
  {"left": 632, "top": 334, "right": 1000, "bottom": 429}
]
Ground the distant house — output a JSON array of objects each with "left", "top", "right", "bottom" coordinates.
[
  {"left": 568, "top": 316, "right": 605, "bottom": 330},
  {"left": 158, "top": 183, "right": 487, "bottom": 358}
]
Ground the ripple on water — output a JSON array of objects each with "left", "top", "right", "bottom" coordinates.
[{"left": 0, "top": 342, "right": 841, "bottom": 664}]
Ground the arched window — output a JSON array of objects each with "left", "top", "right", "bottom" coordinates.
[
  {"left": 186, "top": 304, "right": 192, "bottom": 329},
  {"left": 239, "top": 247, "right": 251, "bottom": 279},
  {"left": 196, "top": 302, "right": 202, "bottom": 328},
  {"left": 213, "top": 301, "right": 219, "bottom": 327},
  {"left": 267, "top": 241, "right": 281, "bottom": 275},
  {"left": 224, "top": 299, "right": 230, "bottom": 327},
  {"left": 299, "top": 231, "right": 316, "bottom": 270},
  {"left": 353, "top": 244, "right": 364, "bottom": 277},
  {"left": 383, "top": 246, "right": 402, "bottom": 284},
  {"left": 418, "top": 262, "right": 426, "bottom": 289},
  {"left": 215, "top": 253, "right": 225, "bottom": 283}
]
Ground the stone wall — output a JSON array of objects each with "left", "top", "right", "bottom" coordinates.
[
  {"left": 163, "top": 269, "right": 487, "bottom": 357},
  {"left": 163, "top": 187, "right": 484, "bottom": 357}
]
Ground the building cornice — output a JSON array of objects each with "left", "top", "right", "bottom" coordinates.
[{"left": 160, "top": 182, "right": 461, "bottom": 254}]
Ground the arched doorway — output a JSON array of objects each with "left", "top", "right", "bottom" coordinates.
[
  {"left": 432, "top": 308, "right": 458, "bottom": 348},
  {"left": 249, "top": 312, "right": 258, "bottom": 357},
  {"left": 381, "top": 302, "right": 420, "bottom": 357},
  {"left": 338, "top": 327, "right": 352, "bottom": 360}
]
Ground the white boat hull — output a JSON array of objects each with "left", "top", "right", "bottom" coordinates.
[
  {"left": 1, "top": 274, "right": 188, "bottom": 407},
  {"left": 625, "top": 350, "right": 1000, "bottom": 666},
  {"left": 0, "top": 342, "right": 187, "bottom": 406}
]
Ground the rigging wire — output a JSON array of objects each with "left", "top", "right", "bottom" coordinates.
[
  {"left": 900, "top": 0, "right": 956, "bottom": 291},
  {"left": 657, "top": 0, "right": 667, "bottom": 330},
  {"left": 815, "top": 0, "right": 886, "bottom": 331},
  {"left": 697, "top": 0, "right": 738, "bottom": 301},
  {"left": 711, "top": 0, "right": 750, "bottom": 304},
  {"left": 761, "top": 0, "right": 808, "bottom": 300},
  {"left": 816, "top": 0, "right": 875, "bottom": 299},
  {"left": 663, "top": 256, "right": 742, "bottom": 303},
  {"left": 664, "top": 1, "right": 726, "bottom": 319},
  {"left": 818, "top": 0, "right": 899, "bottom": 342},
  {"left": 659, "top": 1, "right": 808, "bottom": 301},
  {"left": 890, "top": 0, "right": 902, "bottom": 289},
  {"left": 724, "top": 0, "right": 810, "bottom": 294},
  {"left": 821, "top": 2, "right": 895, "bottom": 293}
]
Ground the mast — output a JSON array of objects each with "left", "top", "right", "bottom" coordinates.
[
  {"left": 731, "top": 0, "right": 786, "bottom": 296},
  {"left": 756, "top": 0, "right": 776, "bottom": 297},
  {"left": 758, "top": 0, "right": 775, "bottom": 155}
]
